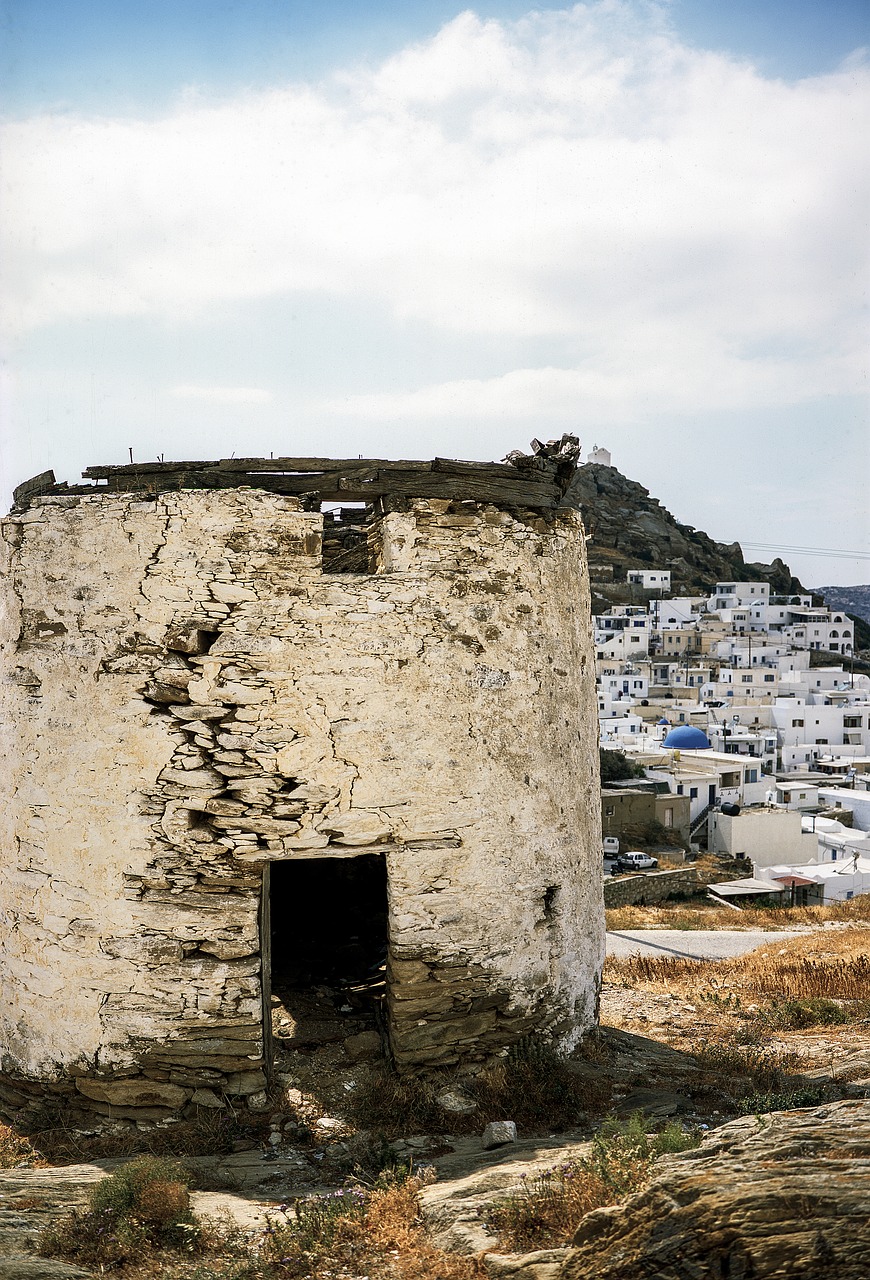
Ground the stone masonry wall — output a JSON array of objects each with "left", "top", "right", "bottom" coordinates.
[
  {"left": 0, "top": 485, "right": 603, "bottom": 1114},
  {"left": 603, "top": 867, "right": 700, "bottom": 908}
]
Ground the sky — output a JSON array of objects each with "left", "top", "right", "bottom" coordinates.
[{"left": 1, "top": 1, "right": 868, "bottom": 589}]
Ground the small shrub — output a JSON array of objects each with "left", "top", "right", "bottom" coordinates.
[
  {"left": 39, "top": 1155, "right": 198, "bottom": 1269},
  {"left": 589, "top": 1112, "right": 699, "bottom": 1194},
  {"left": 470, "top": 1042, "right": 612, "bottom": 1132},
  {"left": 739, "top": 1086, "right": 827, "bottom": 1114},
  {"left": 348, "top": 1072, "right": 444, "bottom": 1139},
  {"left": 263, "top": 1170, "right": 483, "bottom": 1280},
  {"left": 759, "top": 997, "right": 851, "bottom": 1030},
  {"left": 272, "top": 1187, "right": 367, "bottom": 1254},
  {"left": 486, "top": 1161, "right": 612, "bottom": 1251}
]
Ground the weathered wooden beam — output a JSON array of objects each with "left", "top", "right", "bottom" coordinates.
[
  {"left": 215, "top": 457, "right": 435, "bottom": 474},
  {"left": 82, "top": 462, "right": 221, "bottom": 478},
  {"left": 13, "top": 470, "right": 57, "bottom": 505},
  {"left": 82, "top": 454, "right": 555, "bottom": 481},
  {"left": 432, "top": 456, "right": 553, "bottom": 480},
  {"left": 84, "top": 468, "right": 559, "bottom": 508}
]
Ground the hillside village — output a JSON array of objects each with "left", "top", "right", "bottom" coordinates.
[
  {"left": 2, "top": 447, "right": 870, "bottom": 1280},
  {"left": 583, "top": 449, "right": 870, "bottom": 906}
]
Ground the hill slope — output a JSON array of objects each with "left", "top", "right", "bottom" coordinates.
[
  {"left": 817, "top": 585, "right": 870, "bottom": 625},
  {"left": 567, "top": 463, "right": 806, "bottom": 598}
]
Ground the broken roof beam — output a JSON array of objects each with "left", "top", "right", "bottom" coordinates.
[
  {"left": 86, "top": 467, "right": 560, "bottom": 508},
  {"left": 81, "top": 455, "right": 552, "bottom": 480}
]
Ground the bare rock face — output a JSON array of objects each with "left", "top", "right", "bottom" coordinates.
[{"left": 560, "top": 1099, "right": 870, "bottom": 1280}]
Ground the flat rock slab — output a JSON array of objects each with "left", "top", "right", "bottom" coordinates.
[
  {"left": 559, "top": 1098, "right": 870, "bottom": 1280},
  {"left": 606, "top": 929, "right": 804, "bottom": 960},
  {"left": 483, "top": 1247, "right": 569, "bottom": 1279},
  {"left": 0, "top": 1164, "right": 111, "bottom": 1280},
  {"left": 423, "top": 1133, "right": 592, "bottom": 1255},
  {"left": 0, "top": 1260, "right": 93, "bottom": 1280}
]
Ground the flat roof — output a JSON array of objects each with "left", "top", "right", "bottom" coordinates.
[{"left": 709, "top": 878, "right": 786, "bottom": 897}]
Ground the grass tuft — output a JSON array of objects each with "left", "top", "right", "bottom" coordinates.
[{"left": 486, "top": 1112, "right": 701, "bottom": 1251}]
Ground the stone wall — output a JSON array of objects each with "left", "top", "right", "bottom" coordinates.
[
  {"left": 603, "top": 867, "right": 700, "bottom": 908},
  {"left": 0, "top": 482, "right": 604, "bottom": 1114}
]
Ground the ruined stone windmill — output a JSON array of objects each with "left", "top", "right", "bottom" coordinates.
[{"left": 0, "top": 439, "right": 604, "bottom": 1118}]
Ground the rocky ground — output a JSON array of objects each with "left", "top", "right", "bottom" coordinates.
[
  {"left": 561, "top": 1098, "right": 870, "bottom": 1280},
  {"left": 3, "top": 929, "right": 870, "bottom": 1280}
]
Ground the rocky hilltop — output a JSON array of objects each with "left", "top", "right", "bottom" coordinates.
[
  {"left": 567, "top": 463, "right": 805, "bottom": 599},
  {"left": 817, "top": 583, "right": 870, "bottom": 625}
]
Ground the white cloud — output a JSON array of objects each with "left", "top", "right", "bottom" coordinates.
[
  {"left": 1, "top": 1, "right": 868, "bottom": 423},
  {"left": 168, "top": 385, "right": 273, "bottom": 404}
]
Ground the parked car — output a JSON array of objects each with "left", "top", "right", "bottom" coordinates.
[
  {"left": 616, "top": 851, "right": 658, "bottom": 872},
  {"left": 602, "top": 836, "right": 620, "bottom": 859}
]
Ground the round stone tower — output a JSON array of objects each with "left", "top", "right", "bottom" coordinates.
[{"left": 0, "top": 446, "right": 604, "bottom": 1118}]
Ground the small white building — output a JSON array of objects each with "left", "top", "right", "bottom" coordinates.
[
  {"left": 627, "top": 569, "right": 672, "bottom": 591},
  {"left": 587, "top": 444, "right": 612, "bottom": 467},
  {"left": 782, "top": 609, "right": 853, "bottom": 655},
  {"left": 710, "top": 667, "right": 779, "bottom": 700},
  {"left": 709, "top": 807, "right": 817, "bottom": 868},
  {"left": 706, "top": 723, "right": 778, "bottom": 772},
  {"left": 600, "top": 713, "right": 645, "bottom": 749},
  {"left": 641, "top": 749, "right": 768, "bottom": 822},
  {"left": 765, "top": 849, "right": 870, "bottom": 903},
  {"left": 817, "top": 788, "right": 870, "bottom": 832},
  {"left": 708, "top": 582, "right": 771, "bottom": 610},
  {"left": 594, "top": 609, "right": 651, "bottom": 659},
  {"left": 649, "top": 598, "right": 705, "bottom": 629},
  {"left": 774, "top": 781, "right": 820, "bottom": 810}
]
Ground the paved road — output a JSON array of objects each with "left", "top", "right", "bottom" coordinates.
[{"left": 606, "top": 929, "right": 804, "bottom": 961}]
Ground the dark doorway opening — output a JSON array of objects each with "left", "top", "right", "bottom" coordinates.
[
  {"left": 265, "top": 854, "right": 389, "bottom": 1058},
  {"left": 270, "top": 853, "right": 388, "bottom": 987}
]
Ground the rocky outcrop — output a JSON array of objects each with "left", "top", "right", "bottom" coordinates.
[
  {"left": 559, "top": 1098, "right": 870, "bottom": 1280},
  {"left": 568, "top": 464, "right": 804, "bottom": 596}
]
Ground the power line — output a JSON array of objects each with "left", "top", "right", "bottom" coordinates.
[{"left": 741, "top": 541, "right": 870, "bottom": 561}]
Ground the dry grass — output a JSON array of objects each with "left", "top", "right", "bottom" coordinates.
[
  {"left": 604, "top": 928, "right": 870, "bottom": 1104},
  {"left": 261, "top": 1172, "right": 485, "bottom": 1280},
  {"left": 38, "top": 1158, "right": 485, "bottom": 1280},
  {"left": 0, "top": 1122, "right": 45, "bottom": 1168},
  {"left": 606, "top": 895, "right": 870, "bottom": 932},
  {"left": 605, "top": 927, "right": 870, "bottom": 1002},
  {"left": 486, "top": 1113, "right": 700, "bottom": 1251},
  {"left": 14, "top": 1104, "right": 259, "bottom": 1167}
]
